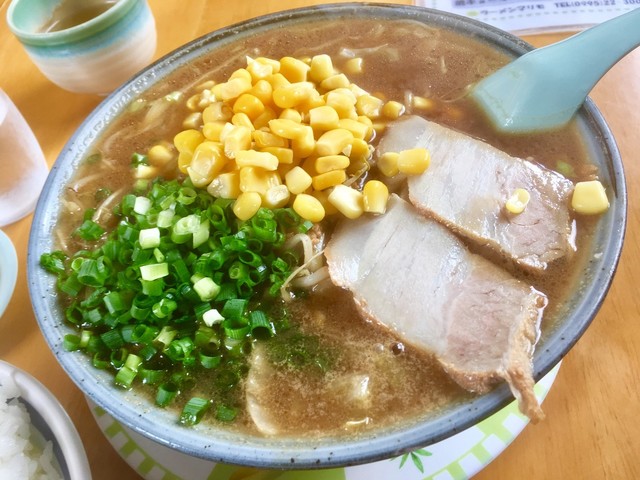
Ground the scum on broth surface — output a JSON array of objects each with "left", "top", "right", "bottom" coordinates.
[{"left": 52, "top": 18, "right": 597, "bottom": 436}]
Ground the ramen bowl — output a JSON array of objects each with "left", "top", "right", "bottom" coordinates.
[{"left": 26, "top": 3, "right": 626, "bottom": 470}]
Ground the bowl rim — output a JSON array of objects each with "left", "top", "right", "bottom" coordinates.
[
  {"left": 0, "top": 229, "right": 18, "bottom": 319},
  {"left": 26, "top": 2, "right": 627, "bottom": 469},
  {"left": 0, "top": 360, "right": 92, "bottom": 480}
]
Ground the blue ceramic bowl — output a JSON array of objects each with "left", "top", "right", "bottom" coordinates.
[{"left": 26, "top": 3, "right": 626, "bottom": 469}]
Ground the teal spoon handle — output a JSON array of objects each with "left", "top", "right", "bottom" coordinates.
[{"left": 470, "top": 8, "right": 640, "bottom": 133}]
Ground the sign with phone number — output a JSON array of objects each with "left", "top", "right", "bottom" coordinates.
[{"left": 417, "top": 0, "right": 638, "bottom": 33}]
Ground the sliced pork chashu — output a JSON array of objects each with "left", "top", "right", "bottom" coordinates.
[
  {"left": 376, "top": 115, "right": 575, "bottom": 272},
  {"left": 325, "top": 195, "right": 546, "bottom": 421}
]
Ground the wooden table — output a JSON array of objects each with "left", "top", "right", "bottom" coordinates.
[{"left": 1, "top": 1, "right": 638, "bottom": 478}]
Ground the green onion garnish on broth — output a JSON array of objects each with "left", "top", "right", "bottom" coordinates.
[{"left": 40, "top": 177, "right": 314, "bottom": 426}]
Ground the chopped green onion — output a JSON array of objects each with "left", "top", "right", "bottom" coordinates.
[
  {"left": 40, "top": 177, "right": 313, "bottom": 427},
  {"left": 74, "top": 220, "right": 105, "bottom": 241},
  {"left": 139, "top": 228, "right": 161, "bottom": 249},
  {"left": 215, "top": 404, "right": 238, "bottom": 423},
  {"left": 180, "top": 397, "right": 210, "bottom": 426},
  {"left": 134, "top": 196, "right": 152, "bottom": 215},
  {"left": 156, "top": 382, "right": 179, "bottom": 407},
  {"left": 202, "top": 308, "right": 224, "bottom": 327},
  {"left": 40, "top": 251, "right": 67, "bottom": 274},
  {"left": 140, "top": 263, "right": 169, "bottom": 281},
  {"left": 193, "top": 277, "right": 220, "bottom": 302}
]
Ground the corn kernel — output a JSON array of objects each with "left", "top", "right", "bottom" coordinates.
[
  {"left": 207, "top": 172, "right": 240, "bottom": 199},
  {"left": 279, "top": 56, "right": 310, "bottom": 82},
  {"left": 293, "top": 194, "right": 325, "bottom": 223},
  {"left": 320, "top": 73, "right": 350, "bottom": 91},
  {"left": 349, "top": 138, "right": 372, "bottom": 162},
  {"left": 337, "top": 118, "right": 369, "bottom": 139},
  {"left": 378, "top": 151, "right": 399, "bottom": 177},
  {"left": 135, "top": 164, "right": 157, "bottom": 180},
  {"left": 312, "top": 189, "right": 339, "bottom": 215},
  {"left": 315, "top": 155, "right": 350, "bottom": 174},
  {"left": 357, "top": 115, "right": 375, "bottom": 141},
  {"left": 344, "top": 57, "right": 363, "bottom": 75},
  {"left": 349, "top": 83, "right": 369, "bottom": 98},
  {"left": 356, "top": 94, "right": 384, "bottom": 118},
  {"left": 325, "top": 90, "right": 357, "bottom": 119},
  {"left": 197, "top": 89, "right": 216, "bottom": 109},
  {"left": 263, "top": 185, "right": 291, "bottom": 209},
  {"left": 230, "top": 68, "right": 252, "bottom": 83},
  {"left": 309, "top": 54, "right": 335, "bottom": 83},
  {"left": 253, "top": 107, "right": 278, "bottom": 130},
  {"left": 268, "top": 118, "right": 307, "bottom": 139},
  {"left": 231, "top": 112, "right": 255, "bottom": 131},
  {"left": 182, "top": 112, "right": 203, "bottom": 130},
  {"left": 412, "top": 95, "right": 436, "bottom": 112},
  {"left": 279, "top": 108, "right": 303, "bottom": 123},
  {"left": 292, "top": 126, "right": 316, "bottom": 159},
  {"left": 272, "top": 82, "right": 315, "bottom": 109},
  {"left": 362, "top": 180, "right": 389, "bottom": 214},
  {"left": 188, "top": 142, "right": 226, "bottom": 187},
  {"left": 309, "top": 105, "right": 340, "bottom": 131},
  {"left": 312, "top": 169, "right": 347, "bottom": 191},
  {"left": 217, "top": 77, "right": 252, "bottom": 101},
  {"left": 571, "top": 180, "right": 609, "bottom": 215},
  {"left": 253, "top": 130, "right": 288, "bottom": 149},
  {"left": 174, "top": 129, "right": 205, "bottom": 154},
  {"left": 301, "top": 155, "right": 318, "bottom": 176},
  {"left": 196, "top": 80, "right": 216, "bottom": 91},
  {"left": 235, "top": 150, "right": 279, "bottom": 171},
  {"left": 382, "top": 100, "right": 405, "bottom": 119},
  {"left": 246, "top": 57, "right": 274, "bottom": 81},
  {"left": 505, "top": 188, "right": 531, "bottom": 215},
  {"left": 147, "top": 143, "right": 175, "bottom": 167},
  {"left": 186, "top": 94, "right": 201, "bottom": 111},
  {"left": 223, "top": 125, "right": 252, "bottom": 159},
  {"left": 397, "top": 148, "right": 430, "bottom": 175},
  {"left": 178, "top": 152, "right": 192, "bottom": 174},
  {"left": 233, "top": 191, "right": 262, "bottom": 220},
  {"left": 372, "top": 121, "right": 387, "bottom": 138},
  {"left": 285, "top": 166, "right": 313, "bottom": 194},
  {"left": 261, "top": 146, "right": 294, "bottom": 164},
  {"left": 265, "top": 73, "right": 290, "bottom": 91},
  {"left": 328, "top": 184, "right": 364, "bottom": 219},
  {"left": 233, "top": 94, "right": 265, "bottom": 120},
  {"left": 300, "top": 91, "right": 326, "bottom": 112},
  {"left": 203, "top": 102, "right": 232, "bottom": 123},
  {"left": 316, "top": 128, "right": 354, "bottom": 156},
  {"left": 239, "top": 167, "right": 281, "bottom": 195},
  {"left": 249, "top": 79, "right": 273, "bottom": 106},
  {"left": 255, "top": 57, "right": 281, "bottom": 73},
  {"left": 202, "top": 121, "right": 226, "bottom": 141}
]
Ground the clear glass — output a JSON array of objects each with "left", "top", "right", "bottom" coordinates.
[{"left": 0, "top": 89, "right": 48, "bottom": 227}]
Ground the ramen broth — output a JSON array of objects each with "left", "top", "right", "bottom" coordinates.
[{"left": 53, "top": 18, "right": 597, "bottom": 436}]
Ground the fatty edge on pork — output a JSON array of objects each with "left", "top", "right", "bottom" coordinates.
[{"left": 325, "top": 195, "right": 546, "bottom": 422}]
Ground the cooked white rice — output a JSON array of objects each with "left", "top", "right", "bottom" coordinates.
[{"left": 0, "top": 378, "right": 64, "bottom": 480}]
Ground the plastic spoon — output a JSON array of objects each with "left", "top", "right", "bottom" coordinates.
[{"left": 469, "top": 8, "right": 640, "bottom": 133}]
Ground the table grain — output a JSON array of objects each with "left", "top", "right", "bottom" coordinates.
[{"left": 1, "top": 1, "right": 638, "bottom": 478}]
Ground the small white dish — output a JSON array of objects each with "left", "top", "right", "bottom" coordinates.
[
  {"left": 89, "top": 363, "right": 560, "bottom": 480},
  {"left": 0, "top": 230, "right": 18, "bottom": 318},
  {"left": 0, "top": 360, "right": 92, "bottom": 480}
]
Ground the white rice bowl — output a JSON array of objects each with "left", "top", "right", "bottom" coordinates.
[
  {"left": 0, "top": 378, "right": 62, "bottom": 480},
  {"left": 0, "top": 361, "right": 91, "bottom": 480}
]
